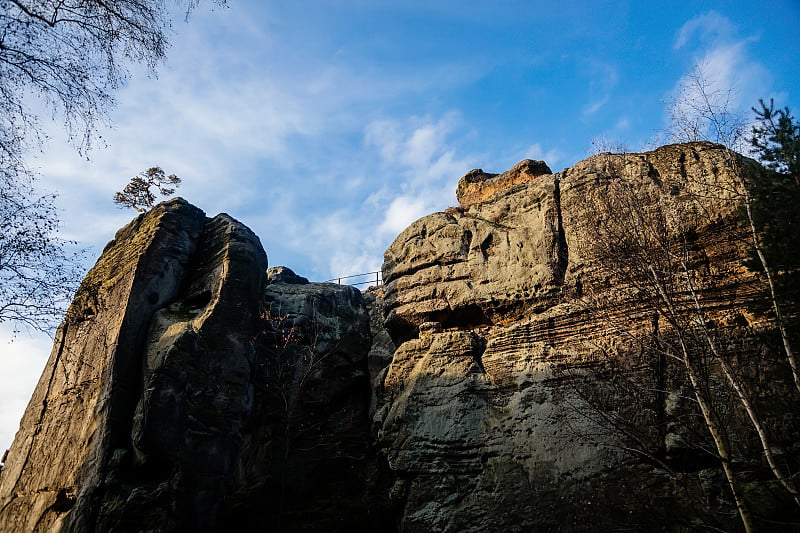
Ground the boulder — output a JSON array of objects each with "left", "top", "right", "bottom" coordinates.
[{"left": 267, "top": 265, "right": 310, "bottom": 284}]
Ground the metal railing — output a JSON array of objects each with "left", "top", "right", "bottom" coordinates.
[{"left": 324, "top": 271, "right": 382, "bottom": 287}]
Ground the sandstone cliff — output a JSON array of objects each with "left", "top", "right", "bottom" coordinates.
[
  {"left": 0, "top": 201, "right": 384, "bottom": 531},
  {"left": 1, "top": 143, "right": 797, "bottom": 532},
  {"left": 377, "top": 142, "right": 800, "bottom": 531}
]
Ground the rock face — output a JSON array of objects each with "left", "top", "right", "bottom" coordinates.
[
  {"left": 0, "top": 199, "right": 208, "bottom": 532},
  {"left": 383, "top": 143, "right": 745, "bottom": 344},
  {"left": 1, "top": 142, "right": 798, "bottom": 532},
  {"left": 0, "top": 201, "right": 380, "bottom": 532},
  {"left": 456, "top": 159, "right": 552, "bottom": 209},
  {"left": 378, "top": 142, "right": 799, "bottom": 531},
  {"left": 223, "top": 268, "right": 384, "bottom": 531}
]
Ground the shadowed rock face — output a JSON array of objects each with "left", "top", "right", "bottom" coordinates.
[
  {"left": 102, "top": 211, "right": 269, "bottom": 531},
  {"left": 220, "top": 270, "right": 386, "bottom": 532},
  {"left": 0, "top": 198, "right": 208, "bottom": 533},
  {"left": 2, "top": 143, "right": 798, "bottom": 532},
  {"left": 0, "top": 202, "right": 380, "bottom": 532}
]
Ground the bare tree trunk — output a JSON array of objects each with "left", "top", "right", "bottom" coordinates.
[
  {"left": 666, "top": 68, "right": 799, "bottom": 395},
  {"left": 689, "top": 71, "right": 800, "bottom": 395},
  {"left": 681, "top": 261, "right": 800, "bottom": 508},
  {"left": 649, "top": 267, "right": 754, "bottom": 533},
  {"left": 576, "top": 145, "right": 797, "bottom": 531},
  {"left": 732, "top": 163, "right": 800, "bottom": 395}
]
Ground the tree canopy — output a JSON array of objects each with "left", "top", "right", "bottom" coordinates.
[
  {"left": 746, "top": 100, "right": 800, "bottom": 319},
  {"left": 750, "top": 98, "right": 800, "bottom": 184},
  {"left": 0, "top": 184, "right": 83, "bottom": 333},
  {"left": 0, "top": 0, "right": 224, "bottom": 333},
  {"left": 114, "top": 167, "right": 181, "bottom": 212}
]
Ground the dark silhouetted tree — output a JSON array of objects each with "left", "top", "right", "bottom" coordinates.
[
  {"left": 1, "top": 0, "right": 226, "bottom": 165},
  {"left": 114, "top": 167, "right": 181, "bottom": 212},
  {"left": 746, "top": 101, "right": 800, "bottom": 324},
  {"left": 0, "top": 183, "right": 83, "bottom": 333},
  {"left": 750, "top": 99, "right": 800, "bottom": 182}
]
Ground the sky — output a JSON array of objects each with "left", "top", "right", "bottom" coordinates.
[{"left": 1, "top": 0, "right": 798, "bottom": 453}]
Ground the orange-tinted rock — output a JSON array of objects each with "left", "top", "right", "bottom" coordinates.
[{"left": 456, "top": 158, "right": 552, "bottom": 208}]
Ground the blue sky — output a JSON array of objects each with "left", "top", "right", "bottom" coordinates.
[{"left": 1, "top": 0, "right": 798, "bottom": 452}]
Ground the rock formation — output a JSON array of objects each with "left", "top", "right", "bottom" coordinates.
[
  {"left": 376, "top": 142, "right": 788, "bottom": 531},
  {"left": 0, "top": 200, "right": 383, "bottom": 532},
  {"left": 1, "top": 143, "right": 798, "bottom": 532},
  {"left": 455, "top": 159, "right": 553, "bottom": 209}
]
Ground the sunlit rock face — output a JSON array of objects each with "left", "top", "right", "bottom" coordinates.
[
  {"left": 455, "top": 159, "right": 553, "bottom": 209},
  {"left": 1, "top": 143, "right": 797, "bottom": 532},
  {"left": 377, "top": 142, "right": 797, "bottom": 531},
  {"left": 382, "top": 142, "right": 746, "bottom": 346}
]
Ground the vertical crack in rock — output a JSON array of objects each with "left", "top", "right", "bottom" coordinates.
[{"left": 552, "top": 176, "right": 569, "bottom": 284}]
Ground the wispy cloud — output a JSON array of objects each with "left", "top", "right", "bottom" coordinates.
[
  {"left": 26, "top": 3, "right": 487, "bottom": 282},
  {"left": 671, "top": 12, "right": 768, "bottom": 107},
  {"left": 523, "top": 143, "right": 563, "bottom": 167},
  {"left": 297, "top": 112, "right": 478, "bottom": 278},
  {"left": 665, "top": 12, "right": 771, "bottom": 149},
  {"left": 582, "top": 62, "right": 619, "bottom": 116},
  {"left": 215, "top": 111, "right": 480, "bottom": 282},
  {"left": 365, "top": 113, "right": 477, "bottom": 233},
  {"left": 674, "top": 11, "right": 736, "bottom": 50},
  {"left": 364, "top": 112, "right": 466, "bottom": 182}
]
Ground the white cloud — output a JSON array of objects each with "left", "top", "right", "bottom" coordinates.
[
  {"left": 581, "top": 61, "right": 618, "bottom": 117},
  {"left": 0, "top": 326, "right": 52, "bottom": 453},
  {"left": 364, "top": 112, "right": 468, "bottom": 183},
  {"left": 674, "top": 11, "right": 735, "bottom": 50},
  {"left": 700, "top": 40, "right": 767, "bottom": 107},
  {"left": 672, "top": 11, "right": 768, "bottom": 105},
  {"left": 524, "top": 143, "right": 563, "bottom": 167},
  {"left": 365, "top": 113, "right": 476, "bottom": 241},
  {"left": 378, "top": 195, "right": 430, "bottom": 236},
  {"left": 584, "top": 95, "right": 610, "bottom": 116},
  {"left": 667, "top": 12, "right": 770, "bottom": 148},
  {"left": 229, "top": 109, "right": 479, "bottom": 282}
]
